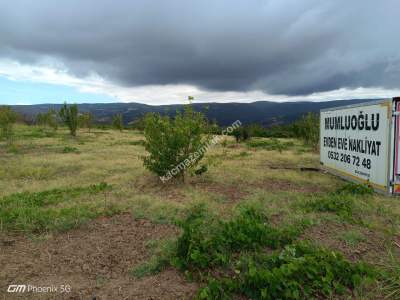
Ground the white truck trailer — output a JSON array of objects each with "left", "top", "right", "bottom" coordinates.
[{"left": 320, "top": 97, "right": 400, "bottom": 195}]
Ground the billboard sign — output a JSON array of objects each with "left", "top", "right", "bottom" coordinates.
[{"left": 320, "top": 101, "right": 391, "bottom": 192}]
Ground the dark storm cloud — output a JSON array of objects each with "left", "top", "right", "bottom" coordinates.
[{"left": 0, "top": 0, "right": 399, "bottom": 95}]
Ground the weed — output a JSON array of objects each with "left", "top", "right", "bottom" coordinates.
[
  {"left": 380, "top": 250, "right": 400, "bottom": 299},
  {"left": 339, "top": 230, "right": 366, "bottom": 247},
  {"left": 62, "top": 146, "right": 79, "bottom": 153},
  {"left": 336, "top": 182, "right": 374, "bottom": 196},
  {"left": 174, "top": 204, "right": 308, "bottom": 270},
  {"left": 304, "top": 193, "right": 355, "bottom": 219},
  {"left": 130, "top": 239, "right": 176, "bottom": 278},
  {"left": 301, "top": 183, "right": 374, "bottom": 222}
]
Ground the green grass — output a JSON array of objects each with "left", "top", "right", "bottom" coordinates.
[
  {"left": 339, "top": 230, "right": 366, "bottom": 247},
  {"left": 380, "top": 251, "right": 400, "bottom": 299},
  {"left": 62, "top": 146, "right": 79, "bottom": 153},
  {"left": 0, "top": 183, "right": 112, "bottom": 232},
  {"left": 246, "top": 138, "right": 295, "bottom": 152},
  {"left": 130, "top": 239, "right": 176, "bottom": 278}
]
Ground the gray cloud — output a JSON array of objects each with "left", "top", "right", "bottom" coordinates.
[{"left": 0, "top": 0, "right": 399, "bottom": 96}]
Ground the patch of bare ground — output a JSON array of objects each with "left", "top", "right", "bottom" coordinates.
[
  {"left": 250, "top": 178, "right": 324, "bottom": 193},
  {"left": 0, "top": 213, "right": 198, "bottom": 299},
  {"left": 132, "top": 176, "right": 186, "bottom": 202},
  {"left": 301, "top": 221, "right": 392, "bottom": 265},
  {"left": 193, "top": 181, "right": 249, "bottom": 203}
]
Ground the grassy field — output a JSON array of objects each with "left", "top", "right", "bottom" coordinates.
[{"left": 1, "top": 125, "right": 400, "bottom": 299}]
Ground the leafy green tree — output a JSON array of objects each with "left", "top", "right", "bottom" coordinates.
[
  {"left": 59, "top": 103, "right": 78, "bottom": 136},
  {"left": 112, "top": 113, "right": 123, "bottom": 131},
  {"left": 78, "top": 112, "right": 93, "bottom": 132},
  {"left": 294, "top": 112, "right": 320, "bottom": 149},
  {"left": 0, "top": 106, "right": 17, "bottom": 144},
  {"left": 143, "top": 105, "right": 209, "bottom": 182}
]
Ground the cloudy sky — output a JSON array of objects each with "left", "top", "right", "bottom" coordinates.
[{"left": 1, "top": 0, "right": 399, "bottom": 105}]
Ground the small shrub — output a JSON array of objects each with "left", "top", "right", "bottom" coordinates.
[
  {"left": 36, "top": 109, "right": 58, "bottom": 131},
  {"left": 336, "top": 182, "right": 374, "bottom": 196},
  {"left": 293, "top": 112, "right": 320, "bottom": 150},
  {"left": 194, "top": 165, "right": 208, "bottom": 176},
  {"left": 0, "top": 106, "right": 17, "bottom": 144},
  {"left": 143, "top": 105, "right": 209, "bottom": 182},
  {"left": 304, "top": 193, "right": 355, "bottom": 219},
  {"left": 198, "top": 243, "right": 375, "bottom": 299},
  {"left": 112, "top": 113, "right": 124, "bottom": 131},
  {"left": 174, "top": 204, "right": 306, "bottom": 270},
  {"left": 62, "top": 146, "right": 79, "bottom": 153},
  {"left": 231, "top": 127, "right": 250, "bottom": 143},
  {"left": 339, "top": 230, "right": 366, "bottom": 247},
  {"left": 59, "top": 103, "right": 79, "bottom": 136},
  {"left": 78, "top": 112, "right": 93, "bottom": 132}
]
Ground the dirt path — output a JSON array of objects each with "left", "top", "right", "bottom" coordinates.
[{"left": 0, "top": 213, "right": 198, "bottom": 299}]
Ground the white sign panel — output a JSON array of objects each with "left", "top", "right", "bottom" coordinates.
[{"left": 320, "top": 102, "right": 391, "bottom": 190}]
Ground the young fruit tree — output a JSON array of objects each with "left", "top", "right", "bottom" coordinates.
[
  {"left": 142, "top": 105, "right": 209, "bottom": 182},
  {"left": 294, "top": 112, "right": 320, "bottom": 150},
  {"left": 36, "top": 109, "right": 58, "bottom": 131},
  {"left": 112, "top": 113, "right": 123, "bottom": 131},
  {"left": 0, "top": 106, "right": 17, "bottom": 144},
  {"left": 78, "top": 112, "right": 93, "bottom": 132},
  {"left": 59, "top": 103, "right": 78, "bottom": 136}
]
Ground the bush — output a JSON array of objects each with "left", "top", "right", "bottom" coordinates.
[
  {"left": 59, "top": 103, "right": 78, "bottom": 136},
  {"left": 175, "top": 204, "right": 305, "bottom": 270},
  {"left": 198, "top": 243, "right": 374, "bottom": 299},
  {"left": 0, "top": 106, "right": 17, "bottom": 144},
  {"left": 62, "top": 146, "right": 79, "bottom": 153},
  {"left": 293, "top": 112, "right": 320, "bottom": 149},
  {"left": 231, "top": 127, "right": 250, "bottom": 143},
  {"left": 36, "top": 109, "right": 58, "bottom": 131},
  {"left": 336, "top": 182, "right": 374, "bottom": 196},
  {"left": 78, "top": 112, "right": 93, "bottom": 132},
  {"left": 305, "top": 193, "right": 355, "bottom": 218},
  {"left": 303, "top": 183, "right": 373, "bottom": 221},
  {"left": 112, "top": 113, "right": 124, "bottom": 131},
  {"left": 143, "top": 105, "right": 209, "bottom": 182}
]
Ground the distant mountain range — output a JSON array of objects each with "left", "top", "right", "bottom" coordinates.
[{"left": 11, "top": 99, "right": 377, "bottom": 127}]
